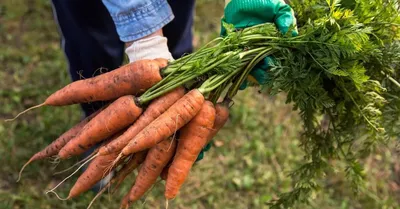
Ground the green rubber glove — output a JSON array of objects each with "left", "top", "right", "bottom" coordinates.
[
  {"left": 195, "top": 142, "right": 212, "bottom": 162},
  {"left": 221, "top": 0, "right": 298, "bottom": 89},
  {"left": 196, "top": 0, "right": 298, "bottom": 162},
  {"left": 239, "top": 56, "right": 275, "bottom": 90}
]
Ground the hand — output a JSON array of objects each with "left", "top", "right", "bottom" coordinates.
[
  {"left": 195, "top": 142, "right": 212, "bottom": 162},
  {"left": 125, "top": 29, "right": 174, "bottom": 63},
  {"left": 221, "top": 0, "right": 298, "bottom": 89}
]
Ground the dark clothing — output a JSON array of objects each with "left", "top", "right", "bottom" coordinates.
[
  {"left": 50, "top": 0, "right": 195, "bottom": 191},
  {"left": 51, "top": 0, "right": 195, "bottom": 116}
]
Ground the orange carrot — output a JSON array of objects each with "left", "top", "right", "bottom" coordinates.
[
  {"left": 121, "top": 89, "right": 205, "bottom": 156},
  {"left": 111, "top": 151, "right": 148, "bottom": 193},
  {"left": 120, "top": 193, "right": 130, "bottom": 209},
  {"left": 17, "top": 108, "right": 103, "bottom": 182},
  {"left": 159, "top": 100, "right": 229, "bottom": 183},
  {"left": 207, "top": 100, "right": 230, "bottom": 143},
  {"left": 98, "top": 87, "right": 185, "bottom": 156},
  {"left": 165, "top": 101, "right": 215, "bottom": 199},
  {"left": 58, "top": 95, "right": 142, "bottom": 159},
  {"left": 45, "top": 129, "right": 128, "bottom": 200},
  {"left": 86, "top": 151, "right": 148, "bottom": 209},
  {"left": 5, "top": 59, "right": 167, "bottom": 122},
  {"left": 66, "top": 131, "right": 126, "bottom": 199},
  {"left": 128, "top": 138, "right": 177, "bottom": 203},
  {"left": 68, "top": 153, "right": 118, "bottom": 199},
  {"left": 68, "top": 137, "right": 124, "bottom": 199},
  {"left": 46, "top": 59, "right": 166, "bottom": 106}
]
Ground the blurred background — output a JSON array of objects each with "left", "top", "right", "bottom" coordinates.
[{"left": 1, "top": 0, "right": 400, "bottom": 208}]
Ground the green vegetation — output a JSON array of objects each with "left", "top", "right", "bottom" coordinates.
[{"left": 1, "top": 0, "right": 400, "bottom": 208}]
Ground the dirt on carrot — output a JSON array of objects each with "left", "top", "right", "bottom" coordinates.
[
  {"left": 17, "top": 107, "right": 104, "bottom": 182},
  {"left": 5, "top": 59, "right": 167, "bottom": 122},
  {"left": 128, "top": 137, "right": 177, "bottom": 203},
  {"left": 58, "top": 95, "right": 142, "bottom": 159},
  {"left": 46, "top": 59, "right": 167, "bottom": 106},
  {"left": 121, "top": 89, "right": 205, "bottom": 156},
  {"left": 165, "top": 101, "right": 215, "bottom": 199},
  {"left": 98, "top": 87, "right": 185, "bottom": 156}
]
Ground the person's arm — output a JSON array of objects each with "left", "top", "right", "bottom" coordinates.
[{"left": 102, "top": 0, "right": 174, "bottom": 62}]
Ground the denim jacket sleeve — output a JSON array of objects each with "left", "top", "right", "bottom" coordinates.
[{"left": 102, "top": 0, "right": 174, "bottom": 42}]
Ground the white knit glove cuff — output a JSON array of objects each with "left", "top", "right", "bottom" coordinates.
[{"left": 125, "top": 35, "right": 174, "bottom": 63}]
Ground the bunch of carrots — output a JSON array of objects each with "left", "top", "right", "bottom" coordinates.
[
  {"left": 7, "top": 1, "right": 400, "bottom": 207},
  {"left": 9, "top": 23, "right": 278, "bottom": 209},
  {"left": 10, "top": 57, "right": 233, "bottom": 208}
]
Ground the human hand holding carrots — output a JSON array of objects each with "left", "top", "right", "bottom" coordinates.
[{"left": 7, "top": 0, "right": 400, "bottom": 207}]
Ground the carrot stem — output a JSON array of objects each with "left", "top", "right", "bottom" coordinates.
[
  {"left": 161, "top": 38, "right": 223, "bottom": 76},
  {"left": 198, "top": 68, "right": 242, "bottom": 94},
  {"left": 140, "top": 54, "right": 235, "bottom": 104},
  {"left": 227, "top": 48, "right": 275, "bottom": 98}
]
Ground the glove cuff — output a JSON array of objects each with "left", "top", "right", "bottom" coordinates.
[{"left": 125, "top": 35, "right": 174, "bottom": 63}]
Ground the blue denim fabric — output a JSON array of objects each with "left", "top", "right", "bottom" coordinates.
[{"left": 102, "top": 0, "right": 174, "bottom": 42}]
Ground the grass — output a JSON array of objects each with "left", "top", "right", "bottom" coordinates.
[{"left": 1, "top": 0, "right": 400, "bottom": 208}]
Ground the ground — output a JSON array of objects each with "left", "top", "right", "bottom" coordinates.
[{"left": 1, "top": 0, "right": 400, "bottom": 209}]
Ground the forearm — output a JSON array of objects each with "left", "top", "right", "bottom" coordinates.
[
  {"left": 101, "top": 0, "right": 174, "bottom": 43},
  {"left": 102, "top": 0, "right": 173, "bottom": 62}
]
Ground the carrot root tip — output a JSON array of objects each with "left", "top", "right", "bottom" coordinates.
[
  {"left": 17, "top": 157, "right": 35, "bottom": 182},
  {"left": 5, "top": 103, "right": 46, "bottom": 122},
  {"left": 87, "top": 183, "right": 109, "bottom": 209},
  {"left": 54, "top": 151, "right": 96, "bottom": 176},
  {"left": 46, "top": 154, "right": 98, "bottom": 194},
  {"left": 46, "top": 190, "right": 70, "bottom": 201}
]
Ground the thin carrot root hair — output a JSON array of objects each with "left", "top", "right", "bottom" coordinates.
[
  {"left": 91, "top": 67, "right": 108, "bottom": 78},
  {"left": 167, "top": 114, "right": 181, "bottom": 151},
  {"left": 49, "top": 155, "right": 61, "bottom": 164},
  {"left": 109, "top": 176, "right": 125, "bottom": 195},
  {"left": 127, "top": 179, "right": 162, "bottom": 207},
  {"left": 17, "top": 157, "right": 34, "bottom": 182},
  {"left": 50, "top": 156, "right": 61, "bottom": 170},
  {"left": 45, "top": 153, "right": 98, "bottom": 196},
  {"left": 86, "top": 181, "right": 111, "bottom": 209},
  {"left": 53, "top": 151, "right": 97, "bottom": 176},
  {"left": 100, "top": 158, "right": 119, "bottom": 184},
  {"left": 111, "top": 178, "right": 126, "bottom": 194},
  {"left": 5, "top": 103, "right": 46, "bottom": 122},
  {"left": 77, "top": 70, "right": 86, "bottom": 80},
  {"left": 167, "top": 137, "right": 176, "bottom": 152},
  {"left": 142, "top": 179, "right": 162, "bottom": 205},
  {"left": 119, "top": 196, "right": 130, "bottom": 209},
  {"left": 51, "top": 161, "right": 61, "bottom": 171},
  {"left": 111, "top": 170, "right": 135, "bottom": 194},
  {"left": 109, "top": 153, "right": 124, "bottom": 172},
  {"left": 46, "top": 190, "right": 70, "bottom": 201},
  {"left": 102, "top": 155, "right": 125, "bottom": 180}
]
